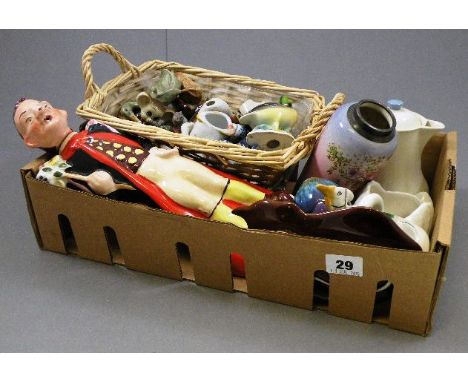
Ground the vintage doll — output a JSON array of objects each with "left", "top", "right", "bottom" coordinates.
[{"left": 14, "top": 98, "right": 271, "bottom": 228}]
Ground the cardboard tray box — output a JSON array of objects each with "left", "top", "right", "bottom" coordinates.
[{"left": 19, "top": 132, "right": 457, "bottom": 335}]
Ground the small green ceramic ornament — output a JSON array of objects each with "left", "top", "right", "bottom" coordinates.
[
  {"left": 279, "top": 95, "right": 293, "bottom": 107},
  {"left": 150, "top": 69, "right": 182, "bottom": 104}
]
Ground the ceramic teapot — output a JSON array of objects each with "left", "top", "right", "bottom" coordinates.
[{"left": 375, "top": 99, "right": 445, "bottom": 194}]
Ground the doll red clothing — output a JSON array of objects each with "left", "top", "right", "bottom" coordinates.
[{"left": 60, "top": 120, "right": 269, "bottom": 219}]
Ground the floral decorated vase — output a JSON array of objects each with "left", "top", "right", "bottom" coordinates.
[{"left": 300, "top": 100, "right": 397, "bottom": 192}]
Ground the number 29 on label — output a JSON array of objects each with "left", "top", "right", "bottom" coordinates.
[{"left": 325, "top": 254, "right": 364, "bottom": 277}]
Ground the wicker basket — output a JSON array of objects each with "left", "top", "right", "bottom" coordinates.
[{"left": 76, "top": 43, "right": 345, "bottom": 187}]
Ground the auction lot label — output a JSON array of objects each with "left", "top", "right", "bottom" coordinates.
[{"left": 326, "top": 254, "right": 363, "bottom": 277}]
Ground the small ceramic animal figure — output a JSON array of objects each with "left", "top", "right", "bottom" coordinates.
[
  {"left": 120, "top": 91, "right": 165, "bottom": 125},
  {"left": 120, "top": 92, "right": 188, "bottom": 131},
  {"left": 36, "top": 155, "right": 72, "bottom": 188},
  {"left": 122, "top": 71, "right": 203, "bottom": 128},
  {"left": 135, "top": 92, "right": 165, "bottom": 124},
  {"left": 295, "top": 177, "right": 354, "bottom": 213},
  {"left": 172, "top": 73, "right": 203, "bottom": 120}
]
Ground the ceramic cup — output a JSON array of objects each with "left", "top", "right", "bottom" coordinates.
[{"left": 181, "top": 110, "right": 238, "bottom": 141}]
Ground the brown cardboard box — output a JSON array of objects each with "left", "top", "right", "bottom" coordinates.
[{"left": 19, "top": 132, "right": 457, "bottom": 335}]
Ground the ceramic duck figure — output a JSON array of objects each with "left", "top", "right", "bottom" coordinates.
[
  {"left": 375, "top": 99, "right": 445, "bottom": 194},
  {"left": 295, "top": 177, "right": 354, "bottom": 213}
]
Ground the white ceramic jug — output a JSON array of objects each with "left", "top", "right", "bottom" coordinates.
[
  {"left": 376, "top": 99, "right": 445, "bottom": 194},
  {"left": 181, "top": 111, "right": 237, "bottom": 141}
]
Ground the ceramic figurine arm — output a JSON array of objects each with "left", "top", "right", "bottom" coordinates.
[
  {"left": 35, "top": 155, "right": 135, "bottom": 195},
  {"left": 65, "top": 171, "right": 135, "bottom": 195}
]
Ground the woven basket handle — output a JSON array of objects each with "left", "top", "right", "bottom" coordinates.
[
  {"left": 296, "top": 93, "right": 346, "bottom": 142},
  {"left": 82, "top": 43, "right": 140, "bottom": 99},
  {"left": 312, "top": 92, "right": 345, "bottom": 131}
]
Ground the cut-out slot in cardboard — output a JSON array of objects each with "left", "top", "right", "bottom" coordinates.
[
  {"left": 230, "top": 253, "right": 248, "bottom": 293},
  {"left": 103, "top": 226, "right": 124, "bottom": 265},
  {"left": 313, "top": 270, "right": 329, "bottom": 309},
  {"left": 372, "top": 280, "right": 394, "bottom": 321},
  {"left": 58, "top": 214, "right": 77, "bottom": 255},
  {"left": 176, "top": 242, "right": 194, "bottom": 280}
]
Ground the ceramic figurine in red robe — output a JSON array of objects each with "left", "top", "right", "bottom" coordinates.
[{"left": 14, "top": 98, "right": 270, "bottom": 228}]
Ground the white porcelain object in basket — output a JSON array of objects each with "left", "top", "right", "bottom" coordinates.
[
  {"left": 239, "top": 101, "right": 298, "bottom": 151},
  {"left": 355, "top": 180, "right": 434, "bottom": 251},
  {"left": 181, "top": 110, "right": 242, "bottom": 141},
  {"left": 239, "top": 99, "right": 262, "bottom": 116},
  {"left": 198, "top": 98, "right": 232, "bottom": 116},
  {"left": 375, "top": 99, "right": 445, "bottom": 194}
]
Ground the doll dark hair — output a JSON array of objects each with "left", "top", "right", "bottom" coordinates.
[{"left": 13, "top": 97, "right": 26, "bottom": 121}]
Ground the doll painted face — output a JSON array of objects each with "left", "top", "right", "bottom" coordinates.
[{"left": 14, "top": 99, "right": 71, "bottom": 149}]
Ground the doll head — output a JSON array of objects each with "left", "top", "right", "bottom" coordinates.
[{"left": 13, "top": 98, "right": 72, "bottom": 150}]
